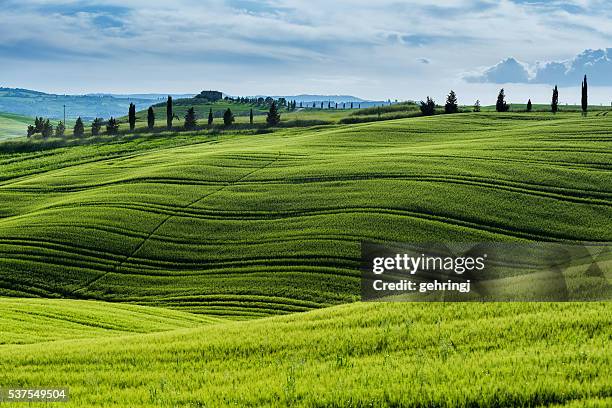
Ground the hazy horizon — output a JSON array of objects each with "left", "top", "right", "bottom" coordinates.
[{"left": 4, "top": 84, "right": 611, "bottom": 107}]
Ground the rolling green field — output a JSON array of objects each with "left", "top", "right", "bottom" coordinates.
[
  {"left": 0, "top": 111, "right": 610, "bottom": 406},
  {"left": 0, "top": 298, "right": 218, "bottom": 345},
  {"left": 0, "top": 301, "right": 610, "bottom": 406},
  {"left": 1, "top": 112, "right": 610, "bottom": 316},
  {"left": 0, "top": 112, "right": 32, "bottom": 140}
]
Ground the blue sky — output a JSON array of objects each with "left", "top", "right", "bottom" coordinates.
[{"left": 1, "top": 0, "right": 612, "bottom": 104}]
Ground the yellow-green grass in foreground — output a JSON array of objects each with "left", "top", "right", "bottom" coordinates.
[
  {"left": 0, "top": 113, "right": 611, "bottom": 317},
  {"left": 0, "top": 298, "right": 218, "bottom": 345},
  {"left": 1, "top": 301, "right": 610, "bottom": 407}
]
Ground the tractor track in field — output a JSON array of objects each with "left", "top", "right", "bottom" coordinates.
[
  {"left": 14, "top": 175, "right": 608, "bottom": 208},
  {"left": 0, "top": 252, "right": 359, "bottom": 280},
  {"left": 15, "top": 204, "right": 606, "bottom": 242},
  {"left": 0, "top": 230, "right": 378, "bottom": 257},
  {"left": 3, "top": 114, "right": 612, "bottom": 316},
  {"left": 0, "top": 136, "right": 225, "bottom": 187},
  {"left": 2, "top": 169, "right": 610, "bottom": 202},
  {"left": 70, "top": 153, "right": 281, "bottom": 296}
]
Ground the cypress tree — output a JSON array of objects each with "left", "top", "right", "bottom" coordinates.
[
  {"left": 147, "top": 107, "right": 155, "bottom": 130},
  {"left": 266, "top": 101, "right": 281, "bottom": 126},
  {"left": 249, "top": 108, "right": 253, "bottom": 124},
  {"left": 55, "top": 121, "right": 65, "bottom": 137},
  {"left": 208, "top": 108, "right": 214, "bottom": 126},
  {"left": 551, "top": 86, "right": 559, "bottom": 113},
  {"left": 526, "top": 99, "right": 532, "bottom": 112},
  {"left": 128, "top": 103, "right": 136, "bottom": 131},
  {"left": 91, "top": 118, "right": 103, "bottom": 136},
  {"left": 581, "top": 75, "right": 588, "bottom": 116},
  {"left": 34, "top": 117, "right": 44, "bottom": 133},
  {"left": 73, "top": 117, "right": 85, "bottom": 137},
  {"left": 223, "top": 108, "right": 234, "bottom": 126},
  {"left": 106, "top": 117, "right": 119, "bottom": 135},
  {"left": 496, "top": 89, "right": 509, "bottom": 112},
  {"left": 166, "top": 96, "right": 173, "bottom": 129},
  {"left": 420, "top": 97, "right": 436, "bottom": 116},
  {"left": 444, "top": 90, "right": 458, "bottom": 114},
  {"left": 184, "top": 107, "right": 197, "bottom": 130},
  {"left": 41, "top": 119, "right": 53, "bottom": 138}
]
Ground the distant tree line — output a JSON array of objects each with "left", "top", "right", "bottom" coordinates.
[
  {"left": 24, "top": 75, "right": 593, "bottom": 139},
  {"left": 417, "top": 75, "right": 590, "bottom": 117},
  {"left": 161, "top": 95, "right": 287, "bottom": 130},
  {"left": 224, "top": 96, "right": 366, "bottom": 111},
  {"left": 496, "top": 75, "right": 589, "bottom": 115}
]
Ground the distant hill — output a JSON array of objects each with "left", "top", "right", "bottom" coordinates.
[
  {"left": 85, "top": 93, "right": 195, "bottom": 100},
  {"left": 264, "top": 94, "right": 367, "bottom": 103},
  {"left": 0, "top": 88, "right": 171, "bottom": 121},
  {"left": 0, "top": 88, "right": 383, "bottom": 121},
  {"left": 257, "top": 94, "right": 393, "bottom": 109}
]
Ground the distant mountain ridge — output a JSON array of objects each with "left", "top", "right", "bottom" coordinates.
[
  {"left": 0, "top": 88, "right": 377, "bottom": 120},
  {"left": 261, "top": 94, "right": 368, "bottom": 103},
  {"left": 85, "top": 93, "right": 196, "bottom": 100},
  {"left": 0, "top": 88, "right": 160, "bottom": 121}
]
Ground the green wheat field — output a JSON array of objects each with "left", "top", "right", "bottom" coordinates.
[
  {"left": 0, "top": 113, "right": 33, "bottom": 141},
  {"left": 0, "top": 111, "right": 611, "bottom": 406}
]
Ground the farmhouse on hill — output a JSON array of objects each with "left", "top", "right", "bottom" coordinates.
[{"left": 196, "top": 90, "right": 223, "bottom": 101}]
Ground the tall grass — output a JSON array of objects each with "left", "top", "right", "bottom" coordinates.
[{"left": 0, "top": 301, "right": 610, "bottom": 407}]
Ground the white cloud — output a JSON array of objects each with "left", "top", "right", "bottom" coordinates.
[
  {"left": 1, "top": 0, "right": 611, "bottom": 102},
  {"left": 467, "top": 48, "right": 612, "bottom": 86},
  {"left": 466, "top": 58, "right": 531, "bottom": 84}
]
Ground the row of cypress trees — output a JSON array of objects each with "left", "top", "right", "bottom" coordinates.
[
  {"left": 71, "top": 117, "right": 119, "bottom": 137},
  {"left": 159, "top": 96, "right": 281, "bottom": 131},
  {"left": 422, "top": 75, "right": 590, "bottom": 116},
  {"left": 505, "top": 75, "right": 587, "bottom": 114},
  {"left": 68, "top": 96, "right": 282, "bottom": 137},
  {"left": 29, "top": 75, "right": 592, "bottom": 138},
  {"left": 29, "top": 116, "right": 119, "bottom": 138}
]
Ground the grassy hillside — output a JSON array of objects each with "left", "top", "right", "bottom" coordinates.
[
  {"left": 483, "top": 103, "right": 611, "bottom": 113},
  {"left": 134, "top": 99, "right": 353, "bottom": 127},
  {"left": 139, "top": 99, "right": 268, "bottom": 124},
  {"left": 0, "top": 112, "right": 610, "bottom": 318},
  {"left": 0, "top": 298, "right": 218, "bottom": 345},
  {"left": 0, "top": 112, "right": 31, "bottom": 140},
  {"left": 1, "top": 301, "right": 610, "bottom": 406}
]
